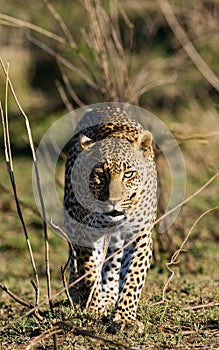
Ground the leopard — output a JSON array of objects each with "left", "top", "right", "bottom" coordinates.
[{"left": 64, "top": 105, "right": 157, "bottom": 333}]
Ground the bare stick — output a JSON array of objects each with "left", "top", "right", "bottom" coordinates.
[
  {"left": 74, "top": 327, "right": 137, "bottom": 349},
  {"left": 0, "top": 283, "right": 33, "bottom": 310},
  {"left": 1, "top": 81, "right": 41, "bottom": 314},
  {"left": 0, "top": 283, "right": 43, "bottom": 321},
  {"left": 28, "top": 35, "right": 102, "bottom": 92},
  {"left": 0, "top": 79, "right": 40, "bottom": 309},
  {"left": 156, "top": 171, "right": 219, "bottom": 226},
  {"left": 158, "top": 0, "right": 219, "bottom": 92},
  {"left": 50, "top": 219, "right": 75, "bottom": 307},
  {"left": 42, "top": 0, "right": 76, "bottom": 47},
  {"left": 60, "top": 69, "right": 85, "bottom": 107},
  {"left": 0, "top": 58, "right": 53, "bottom": 311},
  {"left": 55, "top": 79, "right": 73, "bottom": 113},
  {"left": 185, "top": 302, "right": 219, "bottom": 311},
  {"left": 0, "top": 13, "right": 73, "bottom": 47},
  {"left": 25, "top": 324, "right": 62, "bottom": 350},
  {"left": 61, "top": 243, "right": 74, "bottom": 309},
  {"left": 153, "top": 207, "right": 218, "bottom": 306},
  {"left": 50, "top": 218, "right": 74, "bottom": 253},
  {"left": 61, "top": 264, "right": 74, "bottom": 309},
  {"left": 25, "top": 321, "right": 134, "bottom": 350},
  {"left": 0, "top": 182, "right": 41, "bottom": 216}
]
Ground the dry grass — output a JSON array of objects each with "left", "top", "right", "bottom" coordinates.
[{"left": 0, "top": 1, "right": 219, "bottom": 349}]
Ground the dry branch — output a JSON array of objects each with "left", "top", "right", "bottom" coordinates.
[
  {"left": 0, "top": 13, "right": 73, "bottom": 47},
  {"left": 0, "top": 182, "right": 41, "bottom": 216},
  {"left": 42, "top": 0, "right": 76, "bottom": 47},
  {"left": 185, "top": 301, "right": 219, "bottom": 311},
  {"left": 158, "top": 0, "right": 219, "bottom": 92},
  {"left": 83, "top": 0, "right": 136, "bottom": 103},
  {"left": 50, "top": 219, "right": 74, "bottom": 307},
  {"left": 61, "top": 264, "right": 74, "bottom": 309},
  {"left": 0, "top": 283, "right": 43, "bottom": 321},
  {"left": 60, "top": 69, "right": 85, "bottom": 107},
  {"left": 25, "top": 321, "right": 135, "bottom": 350},
  {"left": 28, "top": 35, "right": 102, "bottom": 92},
  {"left": 55, "top": 79, "right": 73, "bottom": 113},
  {"left": 153, "top": 206, "right": 218, "bottom": 306},
  {"left": 0, "top": 95, "right": 40, "bottom": 310},
  {"left": 0, "top": 58, "right": 53, "bottom": 312},
  {"left": 25, "top": 324, "right": 63, "bottom": 350}
]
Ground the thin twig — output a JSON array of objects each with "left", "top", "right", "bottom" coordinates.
[
  {"left": 0, "top": 283, "right": 43, "bottom": 321},
  {"left": 4, "top": 64, "right": 13, "bottom": 170},
  {"left": 25, "top": 325, "right": 63, "bottom": 350},
  {"left": 42, "top": 0, "right": 76, "bottom": 47},
  {"left": 61, "top": 245, "right": 74, "bottom": 309},
  {"left": 60, "top": 69, "right": 85, "bottom": 107},
  {"left": 185, "top": 302, "right": 219, "bottom": 311},
  {"left": 156, "top": 171, "right": 219, "bottom": 226},
  {"left": 0, "top": 79, "right": 40, "bottom": 309},
  {"left": 0, "top": 182, "right": 41, "bottom": 216},
  {"left": 158, "top": 0, "right": 219, "bottom": 92},
  {"left": 73, "top": 326, "right": 137, "bottom": 349},
  {"left": 55, "top": 79, "right": 73, "bottom": 113},
  {"left": 152, "top": 206, "right": 218, "bottom": 306},
  {"left": 25, "top": 321, "right": 135, "bottom": 350},
  {"left": 0, "top": 283, "right": 33, "bottom": 310},
  {"left": 0, "top": 58, "right": 53, "bottom": 311},
  {"left": 61, "top": 265, "right": 74, "bottom": 309},
  {"left": 51, "top": 220, "right": 75, "bottom": 307},
  {"left": 28, "top": 35, "right": 103, "bottom": 92},
  {"left": 50, "top": 218, "right": 74, "bottom": 253},
  {"left": 3, "top": 288, "right": 43, "bottom": 322},
  {"left": 0, "top": 13, "right": 73, "bottom": 47}
]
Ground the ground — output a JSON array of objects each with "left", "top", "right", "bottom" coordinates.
[
  {"left": 0, "top": 157, "right": 219, "bottom": 350},
  {"left": 0, "top": 2, "right": 219, "bottom": 347}
]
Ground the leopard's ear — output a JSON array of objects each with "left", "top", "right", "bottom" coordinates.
[
  {"left": 79, "top": 134, "right": 95, "bottom": 150},
  {"left": 138, "top": 130, "right": 153, "bottom": 151}
]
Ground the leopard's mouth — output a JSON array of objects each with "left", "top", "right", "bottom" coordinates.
[
  {"left": 105, "top": 209, "right": 123, "bottom": 217},
  {"left": 105, "top": 210, "right": 126, "bottom": 219}
]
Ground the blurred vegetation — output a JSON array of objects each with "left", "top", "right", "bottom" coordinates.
[
  {"left": 0, "top": 0, "right": 219, "bottom": 349},
  {"left": 0, "top": 0, "right": 218, "bottom": 242}
]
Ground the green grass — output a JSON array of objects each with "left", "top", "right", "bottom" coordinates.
[
  {"left": 0, "top": 111, "right": 218, "bottom": 349},
  {"left": 0, "top": 1, "right": 219, "bottom": 347},
  {"left": 0, "top": 156, "right": 218, "bottom": 349},
  {"left": 0, "top": 117, "right": 217, "bottom": 350},
  {"left": 1, "top": 264, "right": 219, "bottom": 349}
]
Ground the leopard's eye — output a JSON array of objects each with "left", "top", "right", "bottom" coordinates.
[
  {"left": 93, "top": 167, "right": 108, "bottom": 183},
  {"left": 123, "top": 170, "right": 136, "bottom": 179}
]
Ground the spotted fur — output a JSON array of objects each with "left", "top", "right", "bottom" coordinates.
[{"left": 64, "top": 106, "right": 157, "bottom": 331}]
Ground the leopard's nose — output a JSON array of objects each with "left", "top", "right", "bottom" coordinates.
[
  {"left": 109, "top": 180, "right": 125, "bottom": 202},
  {"left": 109, "top": 199, "right": 121, "bottom": 208}
]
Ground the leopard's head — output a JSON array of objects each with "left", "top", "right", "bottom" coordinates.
[{"left": 73, "top": 131, "right": 154, "bottom": 221}]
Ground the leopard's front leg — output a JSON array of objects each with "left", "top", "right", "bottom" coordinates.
[
  {"left": 69, "top": 245, "right": 105, "bottom": 314},
  {"left": 109, "top": 231, "right": 153, "bottom": 332}
]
